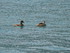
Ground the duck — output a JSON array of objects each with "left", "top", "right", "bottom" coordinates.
[
  {"left": 36, "top": 21, "right": 46, "bottom": 27},
  {"left": 13, "top": 20, "right": 24, "bottom": 26}
]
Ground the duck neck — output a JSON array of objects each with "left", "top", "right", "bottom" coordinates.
[
  {"left": 20, "top": 22, "right": 23, "bottom": 26},
  {"left": 44, "top": 21, "right": 45, "bottom": 24}
]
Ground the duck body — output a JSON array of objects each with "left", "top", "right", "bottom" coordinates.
[
  {"left": 37, "top": 21, "right": 46, "bottom": 27},
  {"left": 13, "top": 24, "right": 24, "bottom": 26},
  {"left": 37, "top": 23, "right": 46, "bottom": 26},
  {"left": 13, "top": 20, "right": 24, "bottom": 26}
]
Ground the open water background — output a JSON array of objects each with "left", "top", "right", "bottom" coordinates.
[{"left": 0, "top": 0, "right": 70, "bottom": 53}]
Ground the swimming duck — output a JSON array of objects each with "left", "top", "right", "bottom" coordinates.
[
  {"left": 36, "top": 21, "right": 46, "bottom": 27},
  {"left": 13, "top": 20, "right": 24, "bottom": 26}
]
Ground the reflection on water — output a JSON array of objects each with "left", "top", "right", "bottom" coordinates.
[{"left": 20, "top": 26, "right": 24, "bottom": 29}]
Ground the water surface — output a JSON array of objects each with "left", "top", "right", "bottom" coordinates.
[{"left": 0, "top": 0, "right": 70, "bottom": 53}]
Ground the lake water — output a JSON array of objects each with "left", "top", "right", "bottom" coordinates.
[{"left": 0, "top": 0, "right": 70, "bottom": 53}]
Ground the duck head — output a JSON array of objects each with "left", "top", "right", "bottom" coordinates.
[
  {"left": 20, "top": 20, "right": 24, "bottom": 23},
  {"left": 20, "top": 20, "right": 24, "bottom": 26}
]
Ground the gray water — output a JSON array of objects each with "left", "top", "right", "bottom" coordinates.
[{"left": 0, "top": 0, "right": 70, "bottom": 53}]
